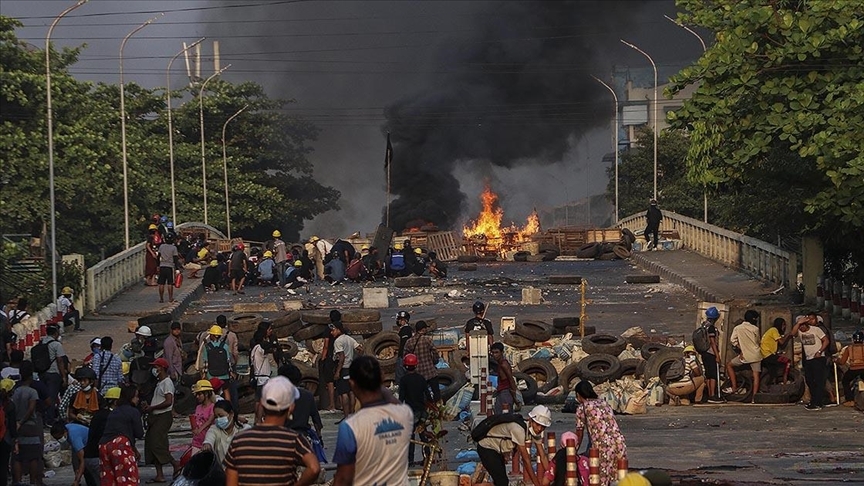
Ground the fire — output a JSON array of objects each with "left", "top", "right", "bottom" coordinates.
[{"left": 463, "top": 185, "right": 540, "bottom": 243}]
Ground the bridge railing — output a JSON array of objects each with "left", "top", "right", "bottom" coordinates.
[
  {"left": 617, "top": 211, "right": 797, "bottom": 289},
  {"left": 85, "top": 242, "right": 146, "bottom": 313}
]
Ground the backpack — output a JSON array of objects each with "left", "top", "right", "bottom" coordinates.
[
  {"left": 470, "top": 413, "right": 526, "bottom": 442},
  {"left": 7, "top": 310, "right": 26, "bottom": 326},
  {"left": 206, "top": 338, "right": 231, "bottom": 377},
  {"left": 31, "top": 339, "right": 57, "bottom": 373},
  {"left": 692, "top": 325, "right": 711, "bottom": 353},
  {"left": 390, "top": 253, "right": 405, "bottom": 271},
  {"left": 664, "top": 358, "right": 686, "bottom": 382}
]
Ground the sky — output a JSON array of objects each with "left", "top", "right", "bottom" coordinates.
[{"left": 1, "top": 0, "right": 704, "bottom": 238}]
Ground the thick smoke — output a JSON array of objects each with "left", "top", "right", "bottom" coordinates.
[{"left": 385, "top": 1, "right": 652, "bottom": 231}]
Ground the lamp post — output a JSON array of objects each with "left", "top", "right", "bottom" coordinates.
[
  {"left": 592, "top": 76, "right": 620, "bottom": 223},
  {"left": 199, "top": 64, "right": 231, "bottom": 225},
  {"left": 166, "top": 37, "right": 205, "bottom": 225},
  {"left": 45, "top": 0, "right": 87, "bottom": 302},
  {"left": 621, "top": 39, "right": 658, "bottom": 201},
  {"left": 221, "top": 105, "right": 248, "bottom": 240},
  {"left": 664, "top": 15, "right": 710, "bottom": 223},
  {"left": 120, "top": 13, "right": 163, "bottom": 249}
]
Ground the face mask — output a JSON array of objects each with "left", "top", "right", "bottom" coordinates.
[
  {"left": 82, "top": 385, "right": 93, "bottom": 392},
  {"left": 529, "top": 425, "right": 543, "bottom": 440},
  {"left": 151, "top": 368, "right": 160, "bottom": 378},
  {"left": 215, "top": 416, "right": 231, "bottom": 430}
]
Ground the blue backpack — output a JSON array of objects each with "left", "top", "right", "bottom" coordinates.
[{"left": 390, "top": 253, "right": 405, "bottom": 271}]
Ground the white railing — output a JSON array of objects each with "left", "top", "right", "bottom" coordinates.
[
  {"left": 85, "top": 241, "right": 146, "bottom": 312},
  {"left": 617, "top": 210, "right": 797, "bottom": 288}
]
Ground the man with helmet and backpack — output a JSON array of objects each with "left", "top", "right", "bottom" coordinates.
[
  {"left": 695, "top": 306, "right": 724, "bottom": 403},
  {"left": 834, "top": 330, "right": 864, "bottom": 407},
  {"left": 472, "top": 405, "right": 551, "bottom": 486}
]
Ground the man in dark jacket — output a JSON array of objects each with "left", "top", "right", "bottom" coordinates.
[{"left": 645, "top": 199, "right": 663, "bottom": 250}]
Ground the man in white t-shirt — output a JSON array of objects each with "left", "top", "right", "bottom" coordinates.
[
  {"left": 791, "top": 312, "right": 829, "bottom": 410},
  {"left": 333, "top": 356, "right": 413, "bottom": 486},
  {"left": 331, "top": 322, "right": 362, "bottom": 421},
  {"left": 56, "top": 287, "right": 82, "bottom": 332},
  {"left": 143, "top": 358, "right": 178, "bottom": 482},
  {"left": 723, "top": 310, "right": 763, "bottom": 403}
]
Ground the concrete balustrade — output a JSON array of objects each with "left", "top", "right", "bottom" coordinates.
[
  {"left": 617, "top": 210, "right": 796, "bottom": 289},
  {"left": 85, "top": 241, "right": 146, "bottom": 312}
]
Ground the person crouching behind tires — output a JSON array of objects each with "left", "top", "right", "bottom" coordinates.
[
  {"left": 665, "top": 346, "right": 706, "bottom": 405},
  {"left": 476, "top": 405, "right": 551, "bottom": 486}
]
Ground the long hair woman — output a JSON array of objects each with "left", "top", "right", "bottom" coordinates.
[{"left": 574, "top": 380, "right": 627, "bottom": 486}]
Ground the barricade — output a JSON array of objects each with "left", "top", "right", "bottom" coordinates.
[
  {"left": 565, "top": 438, "right": 577, "bottom": 486},
  {"left": 617, "top": 458, "right": 629, "bottom": 480},
  {"left": 479, "top": 367, "right": 488, "bottom": 416},
  {"left": 588, "top": 448, "right": 600, "bottom": 486}
]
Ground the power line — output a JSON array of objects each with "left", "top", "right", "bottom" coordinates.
[{"left": 11, "top": 0, "right": 311, "bottom": 21}]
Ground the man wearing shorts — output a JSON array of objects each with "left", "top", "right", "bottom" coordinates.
[
  {"left": 157, "top": 234, "right": 179, "bottom": 303},
  {"left": 724, "top": 310, "right": 762, "bottom": 403},
  {"left": 331, "top": 321, "right": 361, "bottom": 423},
  {"left": 699, "top": 306, "right": 724, "bottom": 403},
  {"left": 229, "top": 244, "right": 248, "bottom": 294}
]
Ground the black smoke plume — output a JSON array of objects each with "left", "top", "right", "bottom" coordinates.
[{"left": 384, "top": 1, "right": 652, "bottom": 231}]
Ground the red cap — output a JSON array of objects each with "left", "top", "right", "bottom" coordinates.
[
  {"left": 151, "top": 358, "right": 170, "bottom": 369},
  {"left": 209, "top": 377, "right": 224, "bottom": 391}
]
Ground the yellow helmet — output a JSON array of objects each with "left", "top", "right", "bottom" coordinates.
[
  {"left": 0, "top": 379, "right": 14, "bottom": 392},
  {"left": 209, "top": 260, "right": 218, "bottom": 267},
  {"left": 414, "top": 247, "right": 422, "bottom": 255},
  {"left": 272, "top": 230, "right": 281, "bottom": 238},
  {"left": 209, "top": 325, "right": 224, "bottom": 336},
  {"left": 683, "top": 345, "right": 696, "bottom": 354},
  {"left": 310, "top": 236, "right": 320, "bottom": 242},
  {"left": 294, "top": 260, "right": 303, "bottom": 267},
  {"left": 394, "top": 243, "right": 403, "bottom": 250},
  {"left": 61, "top": 286, "right": 73, "bottom": 295},
  {"left": 263, "top": 250, "right": 273, "bottom": 258},
  {"left": 148, "top": 224, "right": 158, "bottom": 230},
  {"left": 361, "top": 245, "right": 370, "bottom": 250},
  {"left": 192, "top": 380, "right": 214, "bottom": 393},
  {"left": 104, "top": 387, "right": 122, "bottom": 400}
]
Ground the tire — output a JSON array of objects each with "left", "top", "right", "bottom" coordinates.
[
  {"left": 721, "top": 369, "right": 754, "bottom": 403},
  {"left": 344, "top": 321, "right": 383, "bottom": 336},
  {"left": 558, "top": 363, "right": 581, "bottom": 392},
  {"left": 273, "top": 312, "right": 302, "bottom": 334},
  {"left": 526, "top": 254, "right": 546, "bottom": 263},
  {"left": 563, "top": 325, "right": 595, "bottom": 336},
  {"left": 273, "top": 319, "right": 304, "bottom": 339},
  {"left": 622, "top": 228, "right": 636, "bottom": 245},
  {"left": 301, "top": 311, "right": 334, "bottom": 325},
  {"left": 146, "top": 320, "right": 175, "bottom": 337},
  {"left": 576, "top": 354, "right": 622, "bottom": 384},
  {"left": 458, "top": 263, "right": 478, "bottom": 271},
  {"left": 293, "top": 324, "right": 329, "bottom": 341},
  {"left": 449, "top": 350, "right": 469, "bottom": 371},
  {"left": 457, "top": 255, "right": 480, "bottom": 263},
  {"left": 575, "top": 243, "right": 600, "bottom": 259},
  {"left": 540, "top": 250, "right": 559, "bottom": 262},
  {"left": 619, "top": 358, "right": 644, "bottom": 379},
  {"left": 641, "top": 343, "right": 668, "bottom": 360},
  {"left": 597, "top": 251, "right": 617, "bottom": 261},
  {"left": 643, "top": 347, "right": 684, "bottom": 385},
  {"left": 552, "top": 317, "right": 579, "bottom": 329},
  {"left": 753, "top": 392, "right": 791, "bottom": 404},
  {"left": 341, "top": 310, "right": 381, "bottom": 323},
  {"left": 625, "top": 275, "right": 661, "bottom": 284},
  {"left": 479, "top": 255, "right": 498, "bottom": 262},
  {"left": 293, "top": 360, "right": 319, "bottom": 394},
  {"left": 613, "top": 245, "right": 632, "bottom": 260},
  {"left": 174, "top": 385, "right": 196, "bottom": 415},
  {"left": 513, "top": 251, "right": 529, "bottom": 262},
  {"left": 280, "top": 339, "right": 299, "bottom": 358},
  {"left": 184, "top": 320, "right": 213, "bottom": 334},
  {"left": 437, "top": 368, "right": 468, "bottom": 401},
  {"left": 582, "top": 334, "right": 627, "bottom": 356},
  {"left": 235, "top": 330, "right": 255, "bottom": 352},
  {"left": 137, "top": 313, "right": 172, "bottom": 326},
  {"left": 534, "top": 392, "right": 567, "bottom": 405},
  {"left": 514, "top": 320, "right": 553, "bottom": 342},
  {"left": 538, "top": 243, "right": 558, "bottom": 253},
  {"left": 364, "top": 331, "right": 400, "bottom": 374},
  {"left": 229, "top": 313, "right": 264, "bottom": 333},
  {"left": 514, "top": 372, "right": 538, "bottom": 404},
  {"left": 618, "top": 238, "right": 633, "bottom": 252},
  {"left": 517, "top": 358, "right": 559, "bottom": 393},
  {"left": 548, "top": 276, "right": 582, "bottom": 285},
  {"left": 503, "top": 331, "right": 535, "bottom": 349},
  {"left": 394, "top": 276, "right": 432, "bottom": 288}
]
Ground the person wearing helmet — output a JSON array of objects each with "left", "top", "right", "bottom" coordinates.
[
  {"left": 83, "top": 387, "right": 121, "bottom": 484},
  {"left": 257, "top": 250, "right": 277, "bottom": 286},
  {"left": 57, "top": 286, "right": 82, "bottom": 332},
  {"left": 835, "top": 330, "right": 864, "bottom": 406},
  {"left": 310, "top": 236, "right": 333, "bottom": 280},
  {"left": 465, "top": 301, "right": 494, "bottom": 360},
  {"left": 387, "top": 243, "right": 407, "bottom": 278},
  {"left": 760, "top": 317, "right": 793, "bottom": 385},
  {"left": 723, "top": 309, "right": 763, "bottom": 403},
  {"left": 123, "top": 325, "right": 154, "bottom": 361},
  {"left": 699, "top": 306, "right": 724, "bottom": 403},
  {"left": 270, "top": 230, "right": 288, "bottom": 287},
  {"left": 398, "top": 353, "right": 431, "bottom": 466},
  {"left": 644, "top": 198, "right": 663, "bottom": 250},
  {"left": 190, "top": 380, "right": 217, "bottom": 455},
  {"left": 229, "top": 242, "right": 248, "bottom": 294},
  {"left": 284, "top": 259, "right": 309, "bottom": 294},
  {"left": 475, "top": 404, "right": 551, "bottom": 486},
  {"left": 664, "top": 345, "right": 706, "bottom": 405},
  {"left": 156, "top": 229, "right": 181, "bottom": 303},
  {"left": 409, "top": 247, "right": 427, "bottom": 276},
  {"left": 61, "top": 367, "right": 100, "bottom": 425}
]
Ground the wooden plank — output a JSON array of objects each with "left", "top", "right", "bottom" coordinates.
[
  {"left": 425, "top": 231, "right": 463, "bottom": 262},
  {"left": 370, "top": 225, "right": 395, "bottom": 262},
  {"left": 233, "top": 302, "right": 279, "bottom": 312}
]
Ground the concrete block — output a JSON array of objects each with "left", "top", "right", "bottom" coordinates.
[
  {"left": 521, "top": 287, "right": 542, "bottom": 305},
  {"left": 363, "top": 288, "right": 389, "bottom": 309},
  {"left": 282, "top": 300, "right": 304, "bottom": 311},
  {"left": 397, "top": 294, "right": 435, "bottom": 307},
  {"left": 233, "top": 302, "right": 279, "bottom": 313}
]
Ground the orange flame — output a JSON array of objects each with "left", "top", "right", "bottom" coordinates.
[{"left": 463, "top": 186, "right": 540, "bottom": 242}]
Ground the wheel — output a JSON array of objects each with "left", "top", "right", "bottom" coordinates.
[
  {"left": 618, "top": 238, "right": 633, "bottom": 252},
  {"left": 762, "top": 368, "right": 804, "bottom": 402},
  {"left": 293, "top": 324, "right": 329, "bottom": 341},
  {"left": 458, "top": 263, "right": 478, "bottom": 271},
  {"left": 513, "top": 251, "right": 529, "bottom": 262},
  {"left": 437, "top": 368, "right": 468, "bottom": 401},
  {"left": 137, "top": 313, "right": 172, "bottom": 326},
  {"left": 514, "top": 320, "right": 553, "bottom": 342},
  {"left": 449, "top": 350, "right": 469, "bottom": 371},
  {"left": 621, "top": 228, "right": 636, "bottom": 245},
  {"left": 575, "top": 243, "right": 600, "bottom": 259},
  {"left": 344, "top": 321, "right": 383, "bottom": 336},
  {"left": 548, "top": 276, "right": 582, "bottom": 285},
  {"left": 517, "top": 358, "right": 559, "bottom": 393},
  {"left": 576, "top": 354, "right": 622, "bottom": 384},
  {"left": 613, "top": 245, "right": 632, "bottom": 259},
  {"left": 558, "top": 363, "right": 581, "bottom": 392},
  {"left": 582, "top": 334, "right": 627, "bottom": 356},
  {"left": 643, "top": 347, "right": 684, "bottom": 385},
  {"left": 503, "top": 331, "right": 535, "bottom": 349},
  {"left": 229, "top": 313, "right": 264, "bottom": 333},
  {"left": 540, "top": 250, "right": 559, "bottom": 262},
  {"left": 363, "top": 331, "right": 401, "bottom": 374},
  {"left": 457, "top": 255, "right": 480, "bottom": 263},
  {"left": 625, "top": 275, "right": 661, "bottom": 284},
  {"left": 280, "top": 339, "right": 299, "bottom": 358},
  {"left": 597, "top": 252, "right": 617, "bottom": 261},
  {"left": 513, "top": 372, "right": 538, "bottom": 404},
  {"left": 301, "top": 311, "right": 334, "bottom": 325},
  {"left": 619, "top": 358, "right": 644, "bottom": 379},
  {"left": 641, "top": 343, "right": 668, "bottom": 360},
  {"left": 721, "top": 369, "right": 753, "bottom": 402},
  {"left": 273, "top": 319, "right": 304, "bottom": 339},
  {"left": 563, "top": 325, "right": 595, "bottom": 337},
  {"left": 340, "top": 310, "right": 382, "bottom": 323},
  {"left": 479, "top": 255, "right": 498, "bottom": 262},
  {"left": 146, "top": 320, "right": 175, "bottom": 337},
  {"left": 394, "top": 276, "right": 432, "bottom": 288}
]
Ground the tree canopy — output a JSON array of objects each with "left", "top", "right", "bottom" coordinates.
[{"left": 0, "top": 16, "right": 339, "bottom": 266}]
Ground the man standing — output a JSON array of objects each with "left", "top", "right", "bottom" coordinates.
[
  {"left": 790, "top": 312, "right": 830, "bottom": 410},
  {"left": 697, "top": 306, "right": 724, "bottom": 403},
  {"left": 56, "top": 286, "right": 82, "bottom": 332},
  {"left": 157, "top": 232, "right": 180, "bottom": 303},
  {"left": 835, "top": 330, "right": 864, "bottom": 407},
  {"left": 645, "top": 199, "right": 663, "bottom": 250},
  {"left": 395, "top": 311, "right": 412, "bottom": 383},
  {"left": 331, "top": 322, "right": 361, "bottom": 422},
  {"left": 91, "top": 337, "right": 122, "bottom": 395},
  {"left": 403, "top": 321, "right": 441, "bottom": 402},
  {"left": 333, "top": 356, "right": 413, "bottom": 486},
  {"left": 162, "top": 322, "right": 185, "bottom": 381},
  {"left": 723, "top": 310, "right": 763, "bottom": 403},
  {"left": 399, "top": 354, "right": 430, "bottom": 467},
  {"left": 229, "top": 243, "right": 248, "bottom": 295},
  {"left": 142, "top": 358, "right": 177, "bottom": 483},
  {"left": 224, "top": 376, "right": 321, "bottom": 486},
  {"left": 490, "top": 342, "right": 520, "bottom": 413},
  {"left": 36, "top": 325, "right": 67, "bottom": 426},
  {"left": 465, "top": 301, "right": 494, "bottom": 378},
  {"left": 272, "top": 230, "right": 288, "bottom": 287}
]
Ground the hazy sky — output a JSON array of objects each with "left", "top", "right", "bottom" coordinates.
[{"left": 2, "top": 0, "right": 703, "bottom": 238}]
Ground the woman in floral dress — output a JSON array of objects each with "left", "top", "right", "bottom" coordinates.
[{"left": 573, "top": 380, "right": 627, "bottom": 486}]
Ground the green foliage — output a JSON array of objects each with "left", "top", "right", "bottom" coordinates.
[{"left": 1, "top": 16, "right": 339, "bottom": 270}]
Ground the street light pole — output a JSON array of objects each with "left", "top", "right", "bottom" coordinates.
[
  {"left": 166, "top": 37, "right": 205, "bottom": 225},
  {"left": 45, "top": 0, "right": 87, "bottom": 303},
  {"left": 221, "top": 105, "right": 248, "bottom": 240},
  {"left": 120, "top": 13, "right": 163, "bottom": 249},
  {"left": 621, "top": 39, "right": 658, "bottom": 201},
  {"left": 592, "top": 76, "right": 620, "bottom": 223},
  {"left": 664, "top": 15, "right": 710, "bottom": 223},
  {"left": 199, "top": 64, "right": 231, "bottom": 225}
]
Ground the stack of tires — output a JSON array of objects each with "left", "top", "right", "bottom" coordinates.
[
  {"left": 575, "top": 229, "right": 635, "bottom": 260},
  {"left": 502, "top": 320, "right": 554, "bottom": 349}
]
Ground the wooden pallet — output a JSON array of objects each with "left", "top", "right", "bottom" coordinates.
[{"left": 424, "top": 231, "right": 464, "bottom": 262}]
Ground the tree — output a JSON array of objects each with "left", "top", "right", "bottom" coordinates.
[{"left": 666, "top": 0, "right": 864, "bottom": 283}]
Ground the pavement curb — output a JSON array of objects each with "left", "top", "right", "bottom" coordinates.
[
  {"left": 164, "top": 280, "right": 204, "bottom": 321},
  {"left": 631, "top": 252, "right": 723, "bottom": 303}
]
